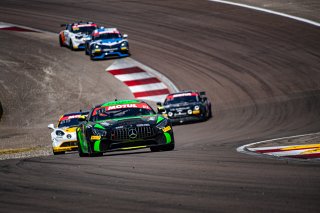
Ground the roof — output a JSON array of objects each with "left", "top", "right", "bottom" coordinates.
[{"left": 96, "top": 100, "right": 143, "bottom": 108}]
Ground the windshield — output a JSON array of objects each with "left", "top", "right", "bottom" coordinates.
[
  {"left": 72, "top": 26, "right": 96, "bottom": 34},
  {"left": 90, "top": 104, "right": 155, "bottom": 122},
  {"left": 165, "top": 95, "right": 199, "bottom": 105},
  {"left": 93, "top": 33, "right": 121, "bottom": 40},
  {"left": 58, "top": 117, "right": 82, "bottom": 128}
]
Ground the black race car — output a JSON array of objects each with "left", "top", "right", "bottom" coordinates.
[
  {"left": 76, "top": 100, "right": 174, "bottom": 157},
  {"left": 157, "top": 90, "right": 212, "bottom": 124}
]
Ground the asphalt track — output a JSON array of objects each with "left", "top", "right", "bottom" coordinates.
[{"left": 0, "top": 0, "right": 320, "bottom": 212}]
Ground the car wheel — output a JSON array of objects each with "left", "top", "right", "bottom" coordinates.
[
  {"left": 160, "top": 143, "right": 175, "bottom": 151},
  {"left": 78, "top": 145, "right": 88, "bottom": 157},
  {"left": 69, "top": 40, "right": 74, "bottom": 50},
  {"left": 59, "top": 36, "right": 64, "bottom": 47}
]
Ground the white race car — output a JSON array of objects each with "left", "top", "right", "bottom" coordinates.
[
  {"left": 48, "top": 111, "right": 88, "bottom": 155},
  {"left": 59, "top": 21, "right": 97, "bottom": 50}
]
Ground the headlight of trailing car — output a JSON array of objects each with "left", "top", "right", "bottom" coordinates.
[
  {"left": 94, "top": 44, "right": 100, "bottom": 49},
  {"left": 92, "top": 128, "right": 107, "bottom": 137},
  {"left": 156, "top": 118, "right": 168, "bottom": 129},
  {"left": 121, "top": 42, "right": 127, "bottom": 47},
  {"left": 194, "top": 105, "right": 200, "bottom": 110},
  {"left": 55, "top": 130, "right": 65, "bottom": 136}
]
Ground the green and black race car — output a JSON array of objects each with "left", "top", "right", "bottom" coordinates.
[{"left": 76, "top": 100, "right": 174, "bottom": 157}]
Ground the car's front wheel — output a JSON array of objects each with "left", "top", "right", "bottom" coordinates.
[{"left": 69, "top": 40, "right": 74, "bottom": 51}]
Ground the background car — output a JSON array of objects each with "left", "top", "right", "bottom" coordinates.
[
  {"left": 77, "top": 99, "right": 174, "bottom": 157},
  {"left": 59, "top": 21, "right": 97, "bottom": 50},
  {"left": 85, "top": 27, "right": 130, "bottom": 60},
  {"left": 48, "top": 111, "right": 89, "bottom": 155},
  {"left": 157, "top": 90, "right": 212, "bottom": 124}
]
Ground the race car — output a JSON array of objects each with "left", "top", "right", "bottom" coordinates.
[
  {"left": 157, "top": 90, "right": 212, "bottom": 124},
  {"left": 76, "top": 99, "right": 174, "bottom": 157},
  {"left": 48, "top": 111, "right": 89, "bottom": 155},
  {"left": 85, "top": 27, "right": 130, "bottom": 60},
  {"left": 59, "top": 21, "right": 97, "bottom": 50}
]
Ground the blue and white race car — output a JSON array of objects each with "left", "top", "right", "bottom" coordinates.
[{"left": 85, "top": 27, "right": 130, "bottom": 60}]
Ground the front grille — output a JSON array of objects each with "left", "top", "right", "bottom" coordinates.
[
  {"left": 110, "top": 126, "right": 155, "bottom": 141},
  {"left": 60, "top": 141, "right": 78, "bottom": 147}
]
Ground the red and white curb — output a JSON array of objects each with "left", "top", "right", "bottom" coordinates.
[
  {"left": 106, "top": 58, "right": 179, "bottom": 102},
  {"left": 237, "top": 133, "right": 320, "bottom": 160},
  {"left": 0, "top": 22, "right": 38, "bottom": 32},
  {"left": 247, "top": 144, "right": 320, "bottom": 159}
]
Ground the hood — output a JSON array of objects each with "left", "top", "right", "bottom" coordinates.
[{"left": 93, "top": 115, "right": 159, "bottom": 129}]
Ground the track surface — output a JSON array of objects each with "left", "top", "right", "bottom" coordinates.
[{"left": 1, "top": 0, "right": 320, "bottom": 212}]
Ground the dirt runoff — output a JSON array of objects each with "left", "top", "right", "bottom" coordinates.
[{"left": 0, "top": 30, "right": 132, "bottom": 158}]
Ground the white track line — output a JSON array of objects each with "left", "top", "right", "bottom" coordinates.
[{"left": 209, "top": 0, "right": 320, "bottom": 27}]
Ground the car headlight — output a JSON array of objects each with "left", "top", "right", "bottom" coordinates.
[
  {"left": 168, "top": 112, "right": 173, "bottom": 117},
  {"left": 56, "top": 130, "right": 65, "bottom": 136},
  {"left": 95, "top": 45, "right": 100, "bottom": 49},
  {"left": 187, "top": 109, "right": 193, "bottom": 114},
  {"left": 194, "top": 105, "right": 200, "bottom": 110},
  {"left": 156, "top": 118, "right": 168, "bottom": 129},
  {"left": 121, "top": 42, "right": 127, "bottom": 47},
  {"left": 92, "top": 128, "right": 107, "bottom": 137}
]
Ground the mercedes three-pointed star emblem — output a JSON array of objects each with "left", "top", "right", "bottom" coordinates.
[{"left": 128, "top": 128, "right": 137, "bottom": 139}]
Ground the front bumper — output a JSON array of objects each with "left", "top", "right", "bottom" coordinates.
[
  {"left": 89, "top": 131, "right": 173, "bottom": 153},
  {"left": 52, "top": 140, "right": 78, "bottom": 152}
]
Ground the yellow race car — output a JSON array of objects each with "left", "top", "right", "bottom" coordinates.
[{"left": 48, "top": 111, "right": 88, "bottom": 155}]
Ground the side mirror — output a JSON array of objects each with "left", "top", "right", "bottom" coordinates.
[
  {"left": 48, "top": 124, "right": 55, "bottom": 130},
  {"left": 156, "top": 102, "right": 162, "bottom": 106},
  {"left": 200, "top": 91, "right": 206, "bottom": 96},
  {"left": 60, "top": 24, "right": 66, "bottom": 27},
  {"left": 123, "top": 34, "right": 128, "bottom": 39},
  {"left": 78, "top": 115, "right": 87, "bottom": 122}
]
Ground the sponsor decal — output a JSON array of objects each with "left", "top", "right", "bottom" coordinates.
[
  {"left": 60, "top": 114, "right": 82, "bottom": 121},
  {"left": 93, "top": 103, "right": 151, "bottom": 115},
  {"left": 162, "top": 126, "right": 171, "bottom": 133},
  {"left": 167, "top": 92, "right": 198, "bottom": 100},
  {"left": 137, "top": 124, "right": 150, "bottom": 127},
  {"left": 91, "top": 135, "right": 101, "bottom": 140}
]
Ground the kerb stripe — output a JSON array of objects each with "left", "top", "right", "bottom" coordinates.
[
  {"left": 124, "top": 78, "right": 161, "bottom": 86},
  {"left": 108, "top": 67, "right": 145, "bottom": 75},
  {"left": 133, "top": 89, "right": 170, "bottom": 98}
]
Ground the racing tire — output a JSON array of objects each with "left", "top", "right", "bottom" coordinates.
[
  {"left": 78, "top": 145, "right": 89, "bottom": 157},
  {"left": 208, "top": 107, "right": 212, "bottom": 118},
  {"left": 69, "top": 40, "right": 74, "bottom": 51},
  {"left": 160, "top": 143, "right": 175, "bottom": 151},
  {"left": 59, "top": 36, "right": 64, "bottom": 47}
]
